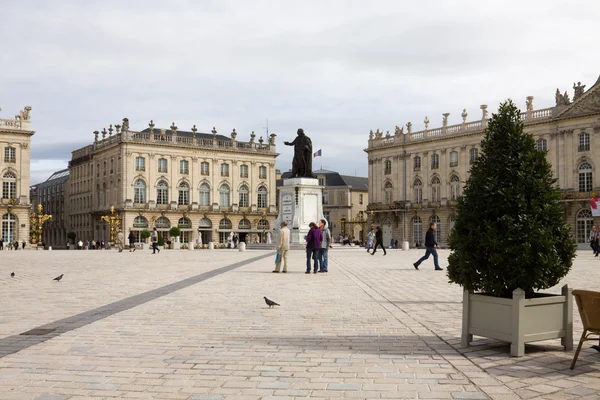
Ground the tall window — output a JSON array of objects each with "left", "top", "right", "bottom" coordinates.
[
  {"left": 413, "top": 179, "right": 422, "bottom": 203},
  {"left": 536, "top": 139, "right": 547, "bottom": 152},
  {"left": 103, "top": 183, "right": 107, "bottom": 205},
  {"left": 259, "top": 166, "right": 267, "bottom": 179},
  {"left": 318, "top": 177, "right": 326, "bottom": 186},
  {"left": 412, "top": 216, "right": 422, "bottom": 246},
  {"left": 110, "top": 158, "right": 114, "bottom": 174},
  {"left": 431, "top": 176, "right": 440, "bottom": 202},
  {"left": 469, "top": 148, "right": 478, "bottom": 164},
  {"left": 384, "top": 181, "right": 393, "bottom": 204},
  {"left": 219, "top": 184, "right": 230, "bottom": 206},
  {"left": 180, "top": 160, "right": 189, "bottom": 175},
  {"left": 135, "top": 157, "right": 145, "bottom": 171},
  {"left": 103, "top": 161, "right": 107, "bottom": 176},
  {"left": 450, "top": 175, "right": 461, "bottom": 200},
  {"left": 200, "top": 161, "right": 210, "bottom": 176},
  {"left": 239, "top": 185, "right": 249, "bottom": 207},
  {"left": 578, "top": 162, "right": 593, "bottom": 192},
  {"left": 257, "top": 186, "right": 267, "bottom": 208},
  {"left": 134, "top": 179, "right": 146, "bottom": 203},
  {"left": 158, "top": 158, "right": 168, "bottom": 173},
  {"left": 2, "top": 213, "right": 16, "bottom": 242},
  {"left": 359, "top": 194, "right": 363, "bottom": 205},
  {"left": 413, "top": 156, "right": 421, "bottom": 171},
  {"left": 384, "top": 160, "right": 392, "bottom": 175},
  {"left": 4, "top": 147, "right": 15, "bottom": 163},
  {"left": 96, "top": 163, "right": 100, "bottom": 177},
  {"left": 178, "top": 182, "right": 190, "bottom": 205},
  {"left": 219, "top": 218, "right": 232, "bottom": 244},
  {"left": 2, "top": 172, "right": 16, "bottom": 199},
  {"left": 157, "top": 180, "right": 169, "bottom": 204},
  {"left": 323, "top": 191, "right": 329, "bottom": 205},
  {"left": 579, "top": 132, "right": 590, "bottom": 152},
  {"left": 221, "top": 163, "right": 229, "bottom": 177},
  {"left": 430, "top": 215, "right": 441, "bottom": 244},
  {"left": 199, "top": 183, "right": 210, "bottom": 206},
  {"left": 240, "top": 164, "right": 248, "bottom": 178},
  {"left": 576, "top": 209, "right": 594, "bottom": 244},
  {"left": 431, "top": 154, "right": 439, "bottom": 169},
  {"left": 450, "top": 151, "right": 458, "bottom": 167}
]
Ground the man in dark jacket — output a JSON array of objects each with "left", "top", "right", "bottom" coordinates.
[
  {"left": 305, "top": 222, "right": 323, "bottom": 274},
  {"left": 413, "top": 222, "right": 443, "bottom": 270},
  {"left": 371, "top": 226, "right": 386, "bottom": 255}
]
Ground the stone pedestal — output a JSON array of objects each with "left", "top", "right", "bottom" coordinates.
[
  {"left": 274, "top": 178, "right": 325, "bottom": 244},
  {"left": 402, "top": 241, "right": 409, "bottom": 251},
  {"left": 208, "top": 242, "right": 214, "bottom": 250},
  {"left": 239, "top": 242, "right": 246, "bottom": 252},
  {"left": 187, "top": 242, "right": 194, "bottom": 251}
]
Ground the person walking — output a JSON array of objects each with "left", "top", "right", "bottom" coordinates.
[
  {"left": 371, "top": 226, "right": 386, "bottom": 255},
  {"left": 273, "top": 222, "right": 290, "bottom": 273},
  {"left": 595, "top": 227, "right": 600, "bottom": 257},
  {"left": 366, "top": 227, "right": 375, "bottom": 252},
  {"left": 21, "top": 241, "right": 25, "bottom": 250},
  {"left": 413, "top": 222, "right": 443, "bottom": 271},
  {"left": 151, "top": 227, "right": 160, "bottom": 254},
  {"left": 319, "top": 219, "right": 332, "bottom": 272},
  {"left": 305, "top": 222, "right": 323, "bottom": 274},
  {"left": 117, "top": 231, "right": 124, "bottom": 252},
  {"left": 590, "top": 226, "right": 598, "bottom": 255},
  {"left": 128, "top": 230, "right": 136, "bottom": 252}
]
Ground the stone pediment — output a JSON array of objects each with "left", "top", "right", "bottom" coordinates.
[{"left": 556, "top": 76, "right": 600, "bottom": 119}]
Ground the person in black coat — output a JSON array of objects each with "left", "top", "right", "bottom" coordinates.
[
  {"left": 370, "top": 226, "right": 387, "bottom": 255},
  {"left": 413, "top": 222, "right": 443, "bottom": 270}
]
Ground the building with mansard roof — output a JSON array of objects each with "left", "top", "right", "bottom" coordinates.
[
  {"left": 0, "top": 106, "right": 34, "bottom": 244},
  {"left": 67, "top": 120, "right": 278, "bottom": 246},
  {"left": 30, "top": 168, "right": 69, "bottom": 248},
  {"left": 365, "top": 76, "right": 600, "bottom": 249}
]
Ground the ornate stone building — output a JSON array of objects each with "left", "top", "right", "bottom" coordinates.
[
  {"left": 67, "top": 120, "right": 278, "bottom": 245},
  {"left": 30, "top": 169, "right": 69, "bottom": 248},
  {"left": 366, "top": 77, "right": 600, "bottom": 249},
  {"left": 0, "top": 107, "right": 34, "bottom": 243}
]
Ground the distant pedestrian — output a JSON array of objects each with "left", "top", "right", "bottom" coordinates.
[
  {"left": 305, "top": 222, "right": 323, "bottom": 274},
  {"left": 117, "top": 231, "right": 124, "bottom": 252},
  {"left": 319, "top": 219, "right": 331, "bottom": 272},
  {"left": 151, "top": 227, "right": 160, "bottom": 254},
  {"left": 21, "top": 241, "right": 25, "bottom": 250},
  {"left": 413, "top": 222, "right": 443, "bottom": 271},
  {"left": 128, "top": 230, "right": 136, "bottom": 252},
  {"left": 273, "top": 222, "right": 290, "bottom": 273},
  {"left": 590, "top": 226, "right": 598, "bottom": 255},
  {"left": 13, "top": 240, "right": 18, "bottom": 250},
  {"left": 370, "top": 226, "right": 386, "bottom": 255},
  {"left": 0, "top": 238, "right": 4, "bottom": 250},
  {"left": 232, "top": 233, "right": 239, "bottom": 249},
  {"left": 366, "top": 227, "right": 375, "bottom": 252},
  {"left": 91, "top": 240, "right": 96, "bottom": 250},
  {"left": 77, "top": 240, "right": 83, "bottom": 250}
]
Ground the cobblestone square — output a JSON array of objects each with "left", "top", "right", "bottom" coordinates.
[{"left": 0, "top": 248, "right": 599, "bottom": 399}]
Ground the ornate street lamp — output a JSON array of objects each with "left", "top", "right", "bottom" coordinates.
[
  {"left": 30, "top": 204, "right": 52, "bottom": 245},
  {"left": 100, "top": 205, "right": 122, "bottom": 245}
]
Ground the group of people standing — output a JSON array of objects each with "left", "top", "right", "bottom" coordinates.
[
  {"left": 0, "top": 239, "right": 25, "bottom": 250},
  {"left": 590, "top": 225, "right": 600, "bottom": 256},
  {"left": 272, "top": 219, "right": 332, "bottom": 274}
]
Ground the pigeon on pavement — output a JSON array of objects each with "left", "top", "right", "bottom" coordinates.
[
  {"left": 264, "top": 297, "right": 280, "bottom": 308},
  {"left": 53, "top": 274, "right": 63, "bottom": 282},
  {"left": 10, "top": 272, "right": 14, "bottom": 277},
  {"left": 592, "top": 345, "right": 600, "bottom": 353}
]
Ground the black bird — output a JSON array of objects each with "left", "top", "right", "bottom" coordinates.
[
  {"left": 53, "top": 274, "right": 63, "bottom": 282},
  {"left": 592, "top": 345, "right": 600, "bottom": 353},
  {"left": 10, "top": 272, "right": 14, "bottom": 277},
  {"left": 264, "top": 297, "right": 280, "bottom": 308}
]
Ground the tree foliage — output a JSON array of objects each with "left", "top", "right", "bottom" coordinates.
[{"left": 447, "top": 100, "right": 576, "bottom": 298}]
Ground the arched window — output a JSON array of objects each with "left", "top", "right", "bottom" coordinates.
[
  {"left": 134, "top": 180, "right": 146, "bottom": 203},
  {"left": 578, "top": 162, "right": 592, "bottom": 192},
  {"left": 257, "top": 186, "right": 268, "bottom": 208},
  {"left": 536, "top": 139, "right": 547, "bottom": 152},
  {"left": 413, "top": 179, "right": 422, "bottom": 203},
  {"left": 450, "top": 175, "right": 460, "bottom": 200},
  {"left": 2, "top": 172, "right": 16, "bottom": 199},
  {"left": 178, "top": 217, "right": 192, "bottom": 228},
  {"left": 2, "top": 213, "right": 17, "bottom": 242},
  {"left": 219, "top": 184, "right": 230, "bottom": 206},
  {"left": 576, "top": 209, "right": 593, "bottom": 244},
  {"left": 384, "top": 160, "right": 392, "bottom": 175},
  {"left": 431, "top": 154, "right": 439, "bottom": 170},
  {"left": 258, "top": 219, "right": 269, "bottom": 230},
  {"left": 158, "top": 158, "right": 168, "bottom": 173},
  {"left": 259, "top": 166, "right": 267, "bottom": 179},
  {"left": 155, "top": 216, "right": 171, "bottom": 229},
  {"left": 178, "top": 182, "right": 190, "bottom": 205},
  {"left": 200, "top": 161, "right": 210, "bottom": 176},
  {"left": 156, "top": 180, "right": 169, "bottom": 204},
  {"left": 431, "top": 176, "right": 440, "bottom": 202},
  {"left": 199, "top": 218, "right": 212, "bottom": 228},
  {"left": 238, "top": 219, "right": 251, "bottom": 230},
  {"left": 412, "top": 216, "right": 422, "bottom": 246},
  {"left": 133, "top": 216, "right": 148, "bottom": 228},
  {"left": 219, "top": 218, "right": 232, "bottom": 229},
  {"left": 199, "top": 183, "right": 210, "bottom": 206},
  {"left": 180, "top": 160, "right": 189, "bottom": 175},
  {"left": 384, "top": 181, "right": 393, "bottom": 204},
  {"left": 469, "top": 148, "right": 478, "bottom": 164},
  {"left": 413, "top": 156, "right": 421, "bottom": 171},
  {"left": 430, "top": 215, "right": 441, "bottom": 244},
  {"left": 239, "top": 185, "right": 249, "bottom": 208},
  {"left": 578, "top": 132, "right": 590, "bottom": 152},
  {"left": 450, "top": 151, "right": 458, "bottom": 167}
]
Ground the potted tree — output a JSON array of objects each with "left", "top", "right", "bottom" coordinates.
[
  {"left": 169, "top": 227, "right": 181, "bottom": 250},
  {"left": 447, "top": 100, "right": 577, "bottom": 357},
  {"left": 140, "top": 229, "right": 151, "bottom": 250}
]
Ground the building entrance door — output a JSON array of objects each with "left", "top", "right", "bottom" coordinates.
[{"left": 382, "top": 218, "right": 392, "bottom": 247}]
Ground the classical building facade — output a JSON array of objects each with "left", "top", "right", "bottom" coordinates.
[
  {"left": 67, "top": 120, "right": 278, "bottom": 245},
  {"left": 366, "top": 76, "right": 600, "bottom": 249},
  {"left": 0, "top": 107, "right": 34, "bottom": 243},
  {"left": 277, "top": 169, "right": 368, "bottom": 241},
  {"left": 30, "top": 169, "right": 69, "bottom": 248}
]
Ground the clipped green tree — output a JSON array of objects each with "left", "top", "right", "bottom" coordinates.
[
  {"left": 169, "top": 226, "right": 181, "bottom": 239},
  {"left": 140, "top": 229, "right": 151, "bottom": 242},
  {"left": 447, "top": 100, "right": 576, "bottom": 298}
]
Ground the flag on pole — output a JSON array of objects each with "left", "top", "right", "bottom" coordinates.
[{"left": 313, "top": 149, "right": 322, "bottom": 158}]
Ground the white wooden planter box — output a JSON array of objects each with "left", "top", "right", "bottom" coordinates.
[{"left": 462, "top": 284, "right": 573, "bottom": 357}]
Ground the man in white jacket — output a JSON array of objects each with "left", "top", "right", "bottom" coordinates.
[{"left": 273, "top": 221, "right": 290, "bottom": 273}]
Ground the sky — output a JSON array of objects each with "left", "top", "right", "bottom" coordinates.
[{"left": 1, "top": 0, "right": 599, "bottom": 184}]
